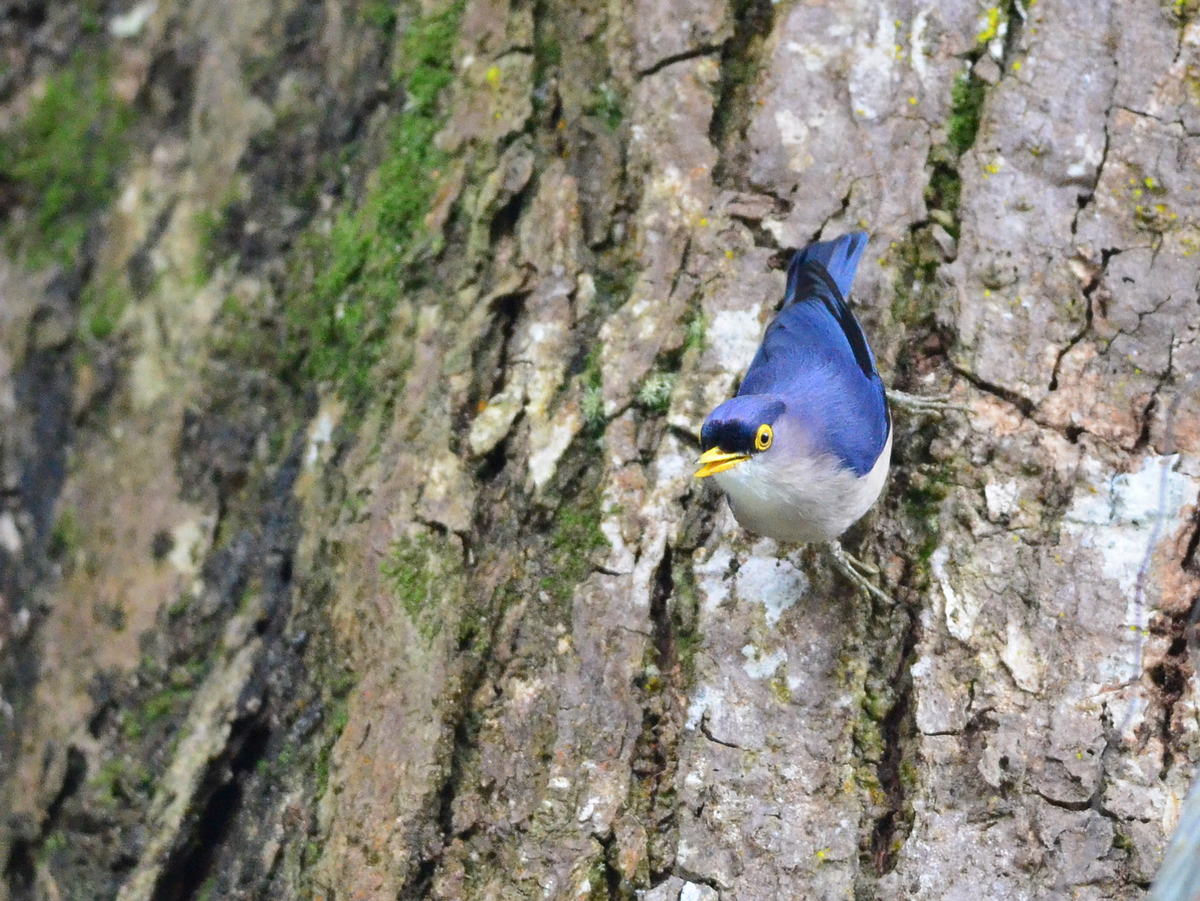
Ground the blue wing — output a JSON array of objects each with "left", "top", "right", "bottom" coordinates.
[{"left": 737, "top": 233, "right": 890, "bottom": 477}]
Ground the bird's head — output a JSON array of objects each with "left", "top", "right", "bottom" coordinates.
[{"left": 695, "top": 395, "right": 787, "bottom": 478}]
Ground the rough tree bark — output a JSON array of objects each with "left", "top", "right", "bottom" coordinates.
[{"left": 1, "top": 0, "right": 1198, "bottom": 900}]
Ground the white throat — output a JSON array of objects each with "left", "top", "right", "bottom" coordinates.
[{"left": 713, "top": 430, "right": 892, "bottom": 544}]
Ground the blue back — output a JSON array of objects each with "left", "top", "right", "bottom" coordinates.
[{"left": 738, "top": 233, "right": 889, "bottom": 476}]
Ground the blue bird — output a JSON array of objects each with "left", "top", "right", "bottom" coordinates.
[{"left": 695, "top": 232, "right": 892, "bottom": 593}]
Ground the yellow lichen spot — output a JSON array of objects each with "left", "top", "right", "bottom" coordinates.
[
  {"left": 1155, "top": 204, "right": 1165, "bottom": 213},
  {"left": 984, "top": 289, "right": 991, "bottom": 297},
  {"left": 1133, "top": 189, "right": 1143, "bottom": 198},
  {"left": 816, "top": 848, "right": 829, "bottom": 861},
  {"left": 699, "top": 217, "right": 708, "bottom": 226},
  {"left": 486, "top": 65, "right": 501, "bottom": 85},
  {"left": 1012, "top": 60, "right": 1022, "bottom": 71},
  {"left": 725, "top": 249, "right": 734, "bottom": 259},
  {"left": 1144, "top": 176, "right": 1156, "bottom": 188},
  {"left": 856, "top": 108, "right": 866, "bottom": 116},
  {"left": 908, "top": 96, "right": 918, "bottom": 105},
  {"left": 1076, "top": 751, "right": 1083, "bottom": 760},
  {"left": 978, "top": 7, "right": 1001, "bottom": 44}
]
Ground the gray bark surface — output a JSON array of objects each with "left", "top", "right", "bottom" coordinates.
[{"left": 0, "top": 1, "right": 1198, "bottom": 900}]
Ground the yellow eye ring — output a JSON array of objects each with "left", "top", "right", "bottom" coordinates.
[{"left": 755, "top": 423, "right": 773, "bottom": 451}]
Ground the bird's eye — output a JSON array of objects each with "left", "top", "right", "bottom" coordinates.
[{"left": 755, "top": 423, "right": 773, "bottom": 451}]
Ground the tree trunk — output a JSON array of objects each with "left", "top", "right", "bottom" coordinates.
[{"left": 1, "top": 0, "right": 1198, "bottom": 899}]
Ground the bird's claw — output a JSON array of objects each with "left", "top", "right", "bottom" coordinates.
[
  {"left": 886, "top": 388, "right": 970, "bottom": 416},
  {"left": 826, "top": 541, "right": 891, "bottom": 603}
]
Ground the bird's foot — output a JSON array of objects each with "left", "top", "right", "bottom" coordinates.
[
  {"left": 886, "top": 388, "right": 970, "bottom": 416},
  {"left": 826, "top": 540, "right": 891, "bottom": 603}
]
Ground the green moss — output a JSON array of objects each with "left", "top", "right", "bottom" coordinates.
[
  {"left": 579, "top": 346, "right": 606, "bottom": 433},
  {"left": 888, "top": 230, "right": 942, "bottom": 327},
  {"left": 584, "top": 83, "right": 623, "bottom": 129},
  {"left": 90, "top": 755, "right": 152, "bottom": 807},
  {"left": 539, "top": 496, "right": 610, "bottom": 605},
  {"left": 43, "top": 830, "right": 67, "bottom": 855},
  {"left": 636, "top": 371, "right": 676, "bottom": 412},
  {"left": 683, "top": 310, "right": 707, "bottom": 355},
  {"left": 924, "top": 163, "right": 962, "bottom": 236},
  {"left": 48, "top": 506, "right": 82, "bottom": 559},
  {"left": 282, "top": 2, "right": 462, "bottom": 411},
  {"left": 314, "top": 687, "right": 353, "bottom": 800},
  {"left": 362, "top": 0, "right": 398, "bottom": 31},
  {"left": 123, "top": 685, "right": 192, "bottom": 740},
  {"left": 381, "top": 533, "right": 461, "bottom": 641},
  {"left": 670, "top": 564, "right": 702, "bottom": 683},
  {"left": 0, "top": 52, "right": 133, "bottom": 267},
  {"left": 1170, "top": 0, "right": 1200, "bottom": 22},
  {"left": 79, "top": 275, "right": 130, "bottom": 340},
  {"left": 196, "top": 875, "right": 219, "bottom": 901},
  {"left": 533, "top": 24, "right": 563, "bottom": 88},
  {"left": 194, "top": 205, "right": 228, "bottom": 278},
  {"left": 946, "top": 72, "right": 987, "bottom": 158}
]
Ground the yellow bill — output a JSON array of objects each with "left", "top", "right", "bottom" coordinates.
[{"left": 694, "top": 447, "right": 750, "bottom": 478}]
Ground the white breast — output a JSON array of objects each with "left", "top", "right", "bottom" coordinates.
[{"left": 712, "top": 430, "right": 892, "bottom": 544}]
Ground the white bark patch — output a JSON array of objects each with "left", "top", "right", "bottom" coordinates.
[
  {"left": 784, "top": 40, "right": 832, "bottom": 72},
  {"left": 931, "top": 545, "right": 983, "bottom": 642},
  {"left": 1000, "top": 615, "right": 1043, "bottom": 693},
  {"left": 526, "top": 407, "right": 582, "bottom": 493},
  {"left": 417, "top": 454, "right": 475, "bottom": 534},
  {"left": 681, "top": 883, "right": 719, "bottom": 901},
  {"left": 774, "top": 109, "right": 809, "bottom": 146},
  {"left": 468, "top": 381, "right": 525, "bottom": 456},
  {"left": 848, "top": 7, "right": 897, "bottom": 121},
  {"left": 709, "top": 306, "right": 764, "bottom": 374},
  {"left": 694, "top": 545, "right": 735, "bottom": 614},
  {"left": 109, "top": 0, "right": 156, "bottom": 37},
  {"left": 685, "top": 684, "right": 724, "bottom": 731},
  {"left": 909, "top": 10, "right": 930, "bottom": 84},
  {"left": 304, "top": 409, "right": 337, "bottom": 470},
  {"left": 0, "top": 512, "right": 20, "bottom": 554},
  {"left": 167, "top": 517, "right": 215, "bottom": 579},
  {"left": 1064, "top": 454, "right": 1199, "bottom": 599},
  {"left": 984, "top": 479, "right": 1019, "bottom": 520},
  {"left": 741, "top": 645, "right": 788, "bottom": 680},
  {"left": 734, "top": 549, "right": 808, "bottom": 627}
]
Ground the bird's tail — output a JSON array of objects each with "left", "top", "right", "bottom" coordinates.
[{"left": 787, "top": 231, "right": 869, "bottom": 301}]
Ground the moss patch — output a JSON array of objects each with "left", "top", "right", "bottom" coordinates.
[
  {"left": 79, "top": 274, "right": 131, "bottom": 341},
  {"left": 381, "top": 533, "right": 462, "bottom": 641},
  {"left": 636, "top": 371, "right": 677, "bottom": 413},
  {"left": 946, "top": 72, "right": 987, "bottom": 159},
  {"left": 539, "top": 496, "right": 610, "bottom": 605},
  {"left": 280, "top": 2, "right": 463, "bottom": 411},
  {"left": 0, "top": 52, "right": 133, "bottom": 268}
]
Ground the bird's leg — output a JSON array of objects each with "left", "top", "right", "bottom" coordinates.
[
  {"left": 826, "top": 540, "right": 892, "bottom": 603},
  {"left": 886, "top": 388, "right": 970, "bottom": 416}
]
